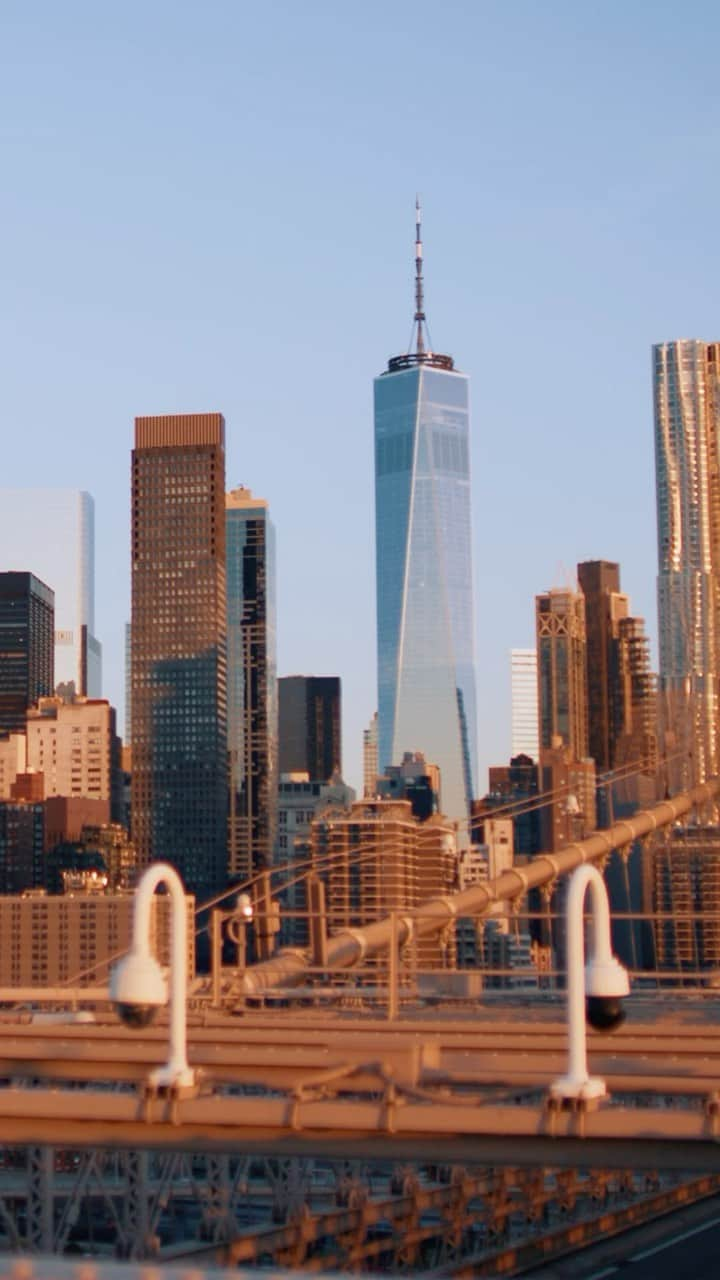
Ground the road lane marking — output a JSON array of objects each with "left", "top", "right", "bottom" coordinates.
[{"left": 628, "top": 1214, "right": 720, "bottom": 1262}]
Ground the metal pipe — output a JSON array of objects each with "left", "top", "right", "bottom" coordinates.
[{"left": 239, "top": 779, "right": 720, "bottom": 997}]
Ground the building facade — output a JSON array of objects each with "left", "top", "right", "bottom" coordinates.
[
  {"left": 611, "top": 614, "right": 658, "bottom": 806},
  {"left": 652, "top": 825, "right": 720, "bottom": 971},
  {"left": 0, "top": 801, "right": 44, "bottom": 895},
  {"left": 0, "top": 891, "right": 194, "bottom": 987},
  {"left": 363, "top": 711, "right": 378, "bottom": 798},
  {"left": 311, "top": 798, "right": 457, "bottom": 970},
  {"left": 275, "top": 771, "right": 356, "bottom": 946},
  {"left": 26, "top": 694, "right": 120, "bottom": 814},
  {"left": 376, "top": 750, "right": 440, "bottom": 821},
  {"left": 510, "top": 649, "right": 539, "bottom": 760},
  {"left": 278, "top": 676, "right": 341, "bottom": 782},
  {"left": 577, "top": 561, "right": 625, "bottom": 772},
  {"left": 226, "top": 486, "right": 278, "bottom": 881},
  {"left": 374, "top": 206, "right": 477, "bottom": 829},
  {"left": 0, "top": 490, "right": 101, "bottom": 695},
  {"left": 577, "top": 560, "right": 657, "bottom": 800},
  {"left": 0, "top": 573, "right": 54, "bottom": 735},
  {"left": 130, "top": 413, "right": 228, "bottom": 899},
  {"left": 536, "top": 587, "right": 588, "bottom": 760},
  {"left": 653, "top": 340, "right": 720, "bottom": 792}
]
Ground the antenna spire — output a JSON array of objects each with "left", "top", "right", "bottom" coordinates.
[
  {"left": 414, "top": 195, "right": 426, "bottom": 356},
  {"left": 387, "top": 197, "right": 455, "bottom": 374}
]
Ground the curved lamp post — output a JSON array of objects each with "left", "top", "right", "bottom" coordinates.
[
  {"left": 109, "top": 862, "right": 195, "bottom": 1090},
  {"left": 550, "top": 863, "right": 630, "bottom": 1102}
]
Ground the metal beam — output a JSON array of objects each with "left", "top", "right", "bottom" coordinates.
[
  {"left": 0, "top": 1087, "right": 719, "bottom": 1170},
  {"left": 238, "top": 779, "right": 720, "bottom": 996}
]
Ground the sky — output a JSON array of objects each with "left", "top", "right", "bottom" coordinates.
[{"left": 1, "top": 1, "right": 719, "bottom": 805}]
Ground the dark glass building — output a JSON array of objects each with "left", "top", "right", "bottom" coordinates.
[
  {"left": 0, "top": 801, "right": 44, "bottom": 894},
  {"left": 226, "top": 486, "right": 277, "bottom": 881},
  {"left": 0, "top": 572, "right": 54, "bottom": 734},
  {"left": 278, "top": 676, "right": 341, "bottom": 782},
  {"left": 130, "top": 414, "right": 228, "bottom": 900}
]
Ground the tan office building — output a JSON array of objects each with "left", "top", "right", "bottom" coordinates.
[
  {"left": 0, "top": 891, "right": 195, "bottom": 987},
  {"left": 26, "top": 695, "right": 115, "bottom": 802}
]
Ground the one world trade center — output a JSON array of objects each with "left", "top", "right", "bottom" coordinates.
[{"left": 374, "top": 203, "right": 477, "bottom": 829}]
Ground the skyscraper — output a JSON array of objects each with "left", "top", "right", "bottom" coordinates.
[
  {"left": 510, "top": 649, "right": 539, "bottom": 760},
  {"left": 577, "top": 560, "right": 657, "bottom": 798},
  {"left": 0, "top": 490, "right": 101, "bottom": 696},
  {"left": 363, "top": 711, "right": 378, "bottom": 798},
  {"left": 226, "top": 486, "right": 278, "bottom": 881},
  {"left": 0, "top": 572, "right": 54, "bottom": 734},
  {"left": 131, "top": 413, "right": 228, "bottom": 899},
  {"left": 653, "top": 340, "right": 720, "bottom": 791},
  {"left": 535, "top": 587, "right": 588, "bottom": 760},
  {"left": 374, "top": 202, "right": 477, "bottom": 828},
  {"left": 577, "top": 561, "right": 624, "bottom": 772},
  {"left": 278, "top": 676, "right": 341, "bottom": 782}
]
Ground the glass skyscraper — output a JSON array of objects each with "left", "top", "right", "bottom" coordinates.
[
  {"left": 653, "top": 339, "right": 720, "bottom": 791},
  {"left": 131, "top": 413, "right": 228, "bottom": 900},
  {"left": 0, "top": 572, "right": 54, "bottom": 734},
  {"left": 374, "top": 204, "right": 477, "bottom": 828},
  {"left": 226, "top": 486, "right": 277, "bottom": 881}
]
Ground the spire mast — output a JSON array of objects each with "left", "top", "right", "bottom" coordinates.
[
  {"left": 414, "top": 195, "right": 426, "bottom": 356},
  {"left": 387, "top": 196, "right": 454, "bottom": 373}
]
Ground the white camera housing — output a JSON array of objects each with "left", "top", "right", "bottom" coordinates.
[
  {"left": 109, "top": 948, "right": 167, "bottom": 1029},
  {"left": 585, "top": 956, "right": 630, "bottom": 1032}
]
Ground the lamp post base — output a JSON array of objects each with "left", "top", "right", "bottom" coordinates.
[
  {"left": 148, "top": 1063, "right": 196, "bottom": 1090},
  {"left": 549, "top": 1075, "right": 607, "bottom": 1102}
]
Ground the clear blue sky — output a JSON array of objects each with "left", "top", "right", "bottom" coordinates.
[{"left": 2, "top": 1, "right": 719, "bottom": 802}]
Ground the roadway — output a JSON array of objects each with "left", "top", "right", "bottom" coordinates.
[{"left": 526, "top": 1195, "right": 720, "bottom": 1278}]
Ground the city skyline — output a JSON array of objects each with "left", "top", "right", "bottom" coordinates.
[{"left": 2, "top": 4, "right": 719, "bottom": 795}]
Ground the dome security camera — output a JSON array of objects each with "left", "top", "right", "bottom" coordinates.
[
  {"left": 109, "top": 948, "right": 167, "bottom": 1029},
  {"left": 585, "top": 956, "right": 629, "bottom": 1032}
]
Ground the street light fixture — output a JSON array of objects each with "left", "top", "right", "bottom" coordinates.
[
  {"left": 109, "top": 862, "right": 195, "bottom": 1090},
  {"left": 550, "top": 863, "right": 630, "bottom": 1102}
]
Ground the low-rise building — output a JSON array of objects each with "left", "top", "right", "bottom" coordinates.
[{"left": 0, "top": 890, "right": 195, "bottom": 987}]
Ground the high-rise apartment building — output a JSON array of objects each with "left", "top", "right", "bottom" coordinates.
[
  {"left": 611, "top": 615, "right": 657, "bottom": 799},
  {"left": 510, "top": 649, "right": 539, "bottom": 760},
  {"left": 226, "top": 486, "right": 278, "bottom": 881},
  {"left": 577, "top": 560, "right": 657, "bottom": 815},
  {"left": 577, "top": 561, "right": 625, "bottom": 771},
  {"left": 0, "top": 490, "right": 101, "bottom": 695},
  {"left": 311, "top": 798, "right": 457, "bottom": 969},
  {"left": 278, "top": 676, "right": 341, "bottom": 782},
  {"left": 653, "top": 340, "right": 720, "bottom": 791},
  {"left": 652, "top": 825, "right": 720, "bottom": 971},
  {"left": 0, "top": 573, "right": 54, "bottom": 735},
  {"left": 130, "top": 413, "right": 228, "bottom": 900},
  {"left": 536, "top": 587, "right": 588, "bottom": 760},
  {"left": 374, "top": 203, "right": 477, "bottom": 827}
]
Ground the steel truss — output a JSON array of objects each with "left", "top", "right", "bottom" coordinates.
[{"left": 0, "top": 1147, "right": 718, "bottom": 1273}]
